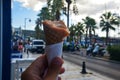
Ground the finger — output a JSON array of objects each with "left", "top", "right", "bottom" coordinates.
[
  {"left": 59, "top": 67, "right": 65, "bottom": 74},
  {"left": 44, "top": 57, "right": 64, "bottom": 80},
  {"left": 31, "top": 54, "right": 48, "bottom": 75},
  {"left": 21, "top": 54, "right": 48, "bottom": 80}
]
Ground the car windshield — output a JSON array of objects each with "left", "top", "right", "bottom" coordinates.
[{"left": 33, "top": 41, "right": 44, "bottom": 45}]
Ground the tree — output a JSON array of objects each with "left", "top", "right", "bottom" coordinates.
[
  {"left": 92, "top": 25, "right": 98, "bottom": 36},
  {"left": 69, "top": 22, "right": 84, "bottom": 42},
  {"left": 75, "top": 22, "right": 84, "bottom": 43},
  {"left": 113, "top": 13, "right": 120, "bottom": 35},
  {"left": 34, "top": 18, "right": 44, "bottom": 39},
  {"left": 69, "top": 24, "right": 76, "bottom": 41},
  {"left": 47, "top": 0, "right": 64, "bottom": 20},
  {"left": 35, "top": 7, "right": 51, "bottom": 39},
  {"left": 35, "top": 26, "right": 41, "bottom": 39},
  {"left": 47, "top": 0, "right": 78, "bottom": 20},
  {"left": 35, "top": 20, "right": 41, "bottom": 39},
  {"left": 37, "top": 7, "right": 52, "bottom": 24},
  {"left": 100, "top": 12, "right": 119, "bottom": 45},
  {"left": 82, "top": 16, "right": 97, "bottom": 46}
]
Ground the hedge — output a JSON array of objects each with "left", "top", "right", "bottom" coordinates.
[{"left": 107, "top": 45, "right": 120, "bottom": 61}]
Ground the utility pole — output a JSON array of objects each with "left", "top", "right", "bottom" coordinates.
[
  {"left": 66, "top": 0, "right": 72, "bottom": 41},
  {"left": 24, "top": 18, "right": 31, "bottom": 40},
  {"left": 66, "top": 0, "right": 72, "bottom": 28}
]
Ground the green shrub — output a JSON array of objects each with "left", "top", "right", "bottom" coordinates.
[
  {"left": 63, "top": 44, "right": 68, "bottom": 51},
  {"left": 107, "top": 45, "right": 120, "bottom": 61}
]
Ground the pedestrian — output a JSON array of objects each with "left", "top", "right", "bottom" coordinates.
[
  {"left": 25, "top": 41, "right": 30, "bottom": 58},
  {"left": 21, "top": 54, "right": 64, "bottom": 80},
  {"left": 18, "top": 41, "right": 23, "bottom": 53},
  {"left": 12, "top": 42, "right": 19, "bottom": 52},
  {"left": 92, "top": 43, "right": 100, "bottom": 56},
  {"left": 86, "top": 44, "right": 93, "bottom": 56},
  {"left": 23, "top": 41, "right": 27, "bottom": 52}
]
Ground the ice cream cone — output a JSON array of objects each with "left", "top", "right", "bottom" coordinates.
[
  {"left": 43, "top": 20, "right": 70, "bottom": 45},
  {"left": 42, "top": 20, "right": 70, "bottom": 80}
]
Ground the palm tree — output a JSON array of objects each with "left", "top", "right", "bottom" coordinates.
[
  {"left": 37, "top": 7, "right": 52, "bottom": 22},
  {"left": 75, "top": 22, "right": 84, "bottom": 43},
  {"left": 35, "top": 20, "right": 41, "bottom": 39},
  {"left": 100, "top": 12, "right": 119, "bottom": 45},
  {"left": 36, "top": 7, "right": 52, "bottom": 32},
  {"left": 35, "top": 18, "right": 45, "bottom": 40},
  {"left": 91, "top": 25, "right": 98, "bottom": 37},
  {"left": 34, "top": 18, "right": 42, "bottom": 39},
  {"left": 35, "top": 7, "right": 51, "bottom": 39},
  {"left": 113, "top": 13, "right": 120, "bottom": 35},
  {"left": 69, "top": 24, "right": 76, "bottom": 41},
  {"left": 47, "top": 0, "right": 64, "bottom": 20},
  {"left": 82, "top": 16, "right": 97, "bottom": 46}
]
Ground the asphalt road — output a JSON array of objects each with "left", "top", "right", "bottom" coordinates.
[{"left": 63, "top": 52, "right": 120, "bottom": 80}]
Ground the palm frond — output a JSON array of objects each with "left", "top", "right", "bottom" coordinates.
[
  {"left": 109, "top": 26, "right": 115, "bottom": 31},
  {"left": 101, "top": 27, "right": 106, "bottom": 31}
]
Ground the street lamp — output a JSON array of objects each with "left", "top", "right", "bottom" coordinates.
[
  {"left": 24, "top": 18, "right": 31, "bottom": 39},
  {"left": 66, "top": 0, "right": 72, "bottom": 28}
]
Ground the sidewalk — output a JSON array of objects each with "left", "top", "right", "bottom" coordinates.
[{"left": 60, "top": 61, "right": 113, "bottom": 80}]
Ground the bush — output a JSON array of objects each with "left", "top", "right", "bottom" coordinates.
[
  {"left": 107, "top": 45, "right": 120, "bottom": 61},
  {"left": 63, "top": 44, "right": 68, "bottom": 51}
]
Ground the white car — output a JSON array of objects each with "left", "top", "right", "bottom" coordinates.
[{"left": 30, "top": 39, "right": 45, "bottom": 54}]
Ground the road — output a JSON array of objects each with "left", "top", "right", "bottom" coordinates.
[{"left": 63, "top": 52, "right": 120, "bottom": 80}]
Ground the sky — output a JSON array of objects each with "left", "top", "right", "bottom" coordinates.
[{"left": 12, "top": 0, "right": 120, "bottom": 37}]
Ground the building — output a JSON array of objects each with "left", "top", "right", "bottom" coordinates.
[
  {"left": 22, "top": 30, "right": 35, "bottom": 40},
  {"left": 12, "top": 27, "right": 35, "bottom": 40}
]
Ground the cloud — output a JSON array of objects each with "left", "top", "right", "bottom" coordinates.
[
  {"left": 13, "top": 0, "right": 120, "bottom": 14},
  {"left": 75, "top": 0, "right": 120, "bottom": 16},
  {"left": 14, "top": 0, "right": 47, "bottom": 11},
  {"left": 70, "top": 0, "right": 120, "bottom": 26}
]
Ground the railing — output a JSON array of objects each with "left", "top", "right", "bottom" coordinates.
[{"left": 11, "top": 58, "right": 35, "bottom": 80}]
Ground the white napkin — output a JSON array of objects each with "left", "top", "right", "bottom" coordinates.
[{"left": 45, "top": 42, "right": 63, "bottom": 64}]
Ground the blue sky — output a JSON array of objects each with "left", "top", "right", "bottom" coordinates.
[
  {"left": 12, "top": 1, "right": 39, "bottom": 30},
  {"left": 12, "top": 0, "right": 120, "bottom": 37}
]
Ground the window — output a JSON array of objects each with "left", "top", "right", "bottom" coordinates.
[{"left": 33, "top": 41, "right": 44, "bottom": 45}]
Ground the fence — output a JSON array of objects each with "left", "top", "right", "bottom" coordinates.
[{"left": 11, "top": 58, "right": 35, "bottom": 80}]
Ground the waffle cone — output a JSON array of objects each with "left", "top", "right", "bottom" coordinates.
[{"left": 43, "top": 20, "right": 70, "bottom": 45}]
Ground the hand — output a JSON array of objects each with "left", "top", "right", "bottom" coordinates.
[{"left": 21, "top": 54, "right": 65, "bottom": 80}]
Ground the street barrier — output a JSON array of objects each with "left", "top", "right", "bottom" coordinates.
[{"left": 81, "top": 61, "right": 87, "bottom": 74}]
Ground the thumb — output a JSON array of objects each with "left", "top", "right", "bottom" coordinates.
[{"left": 44, "top": 57, "right": 63, "bottom": 80}]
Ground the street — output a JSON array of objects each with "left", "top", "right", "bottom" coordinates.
[{"left": 22, "top": 51, "right": 120, "bottom": 80}]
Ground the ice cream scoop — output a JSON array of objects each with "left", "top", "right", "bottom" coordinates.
[{"left": 43, "top": 20, "right": 70, "bottom": 45}]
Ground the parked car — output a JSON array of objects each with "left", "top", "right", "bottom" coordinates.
[{"left": 30, "top": 39, "right": 45, "bottom": 54}]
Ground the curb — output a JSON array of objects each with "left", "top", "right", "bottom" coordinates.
[
  {"left": 91, "top": 56, "right": 120, "bottom": 64},
  {"left": 67, "top": 51, "right": 120, "bottom": 64}
]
